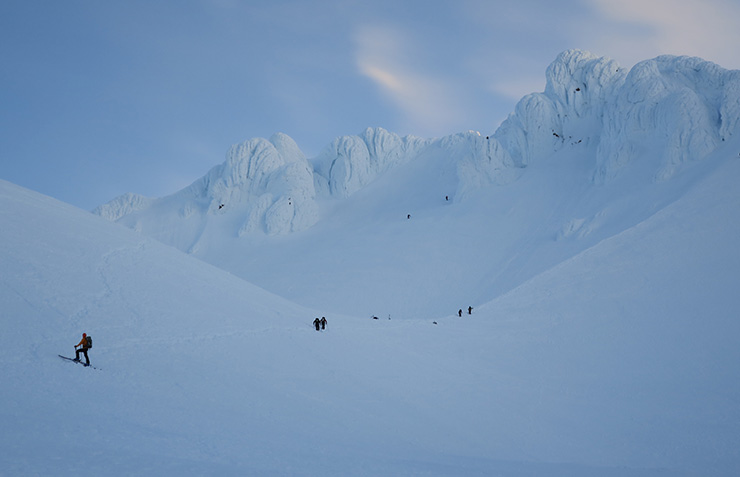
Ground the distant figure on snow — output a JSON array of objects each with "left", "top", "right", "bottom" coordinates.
[
  {"left": 320, "top": 317, "right": 327, "bottom": 330},
  {"left": 313, "top": 318, "right": 321, "bottom": 331},
  {"left": 445, "top": 195, "right": 449, "bottom": 201},
  {"left": 74, "top": 332, "right": 92, "bottom": 366},
  {"left": 458, "top": 309, "right": 463, "bottom": 317},
  {"left": 407, "top": 214, "right": 411, "bottom": 219},
  {"left": 468, "top": 306, "right": 473, "bottom": 315}
]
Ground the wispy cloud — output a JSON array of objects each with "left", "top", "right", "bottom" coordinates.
[
  {"left": 586, "top": 0, "right": 740, "bottom": 68},
  {"left": 354, "top": 25, "right": 467, "bottom": 136}
]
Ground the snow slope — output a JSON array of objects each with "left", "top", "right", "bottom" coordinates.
[
  {"left": 2, "top": 48, "right": 740, "bottom": 475},
  {"left": 93, "top": 50, "right": 740, "bottom": 322},
  {"left": 3, "top": 143, "right": 740, "bottom": 474}
]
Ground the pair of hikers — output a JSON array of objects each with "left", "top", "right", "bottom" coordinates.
[
  {"left": 313, "top": 317, "right": 327, "bottom": 331},
  {"left": 457, "top": 306, "right": 473, "bottom": 317},
  {"left": 73, "top": 332, "right": 92, "bottom": 366}
]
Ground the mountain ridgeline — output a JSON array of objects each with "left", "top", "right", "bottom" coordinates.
[
  {"left": 5, "top": 49, "right": 740, "bottom": 475},
  {"left": 94, "top": 49, "right": 740, "bottom": 241}
]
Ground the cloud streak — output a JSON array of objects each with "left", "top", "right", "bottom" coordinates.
[
  {"left": 354, "top": 25, "right": 467, "bottom": 137},
  {"left": 586, "top": 0, "right": 740, "bottom": 68}
]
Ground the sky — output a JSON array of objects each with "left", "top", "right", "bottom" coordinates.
[{"left": 2, "top": 0, "right": 740, "bottom": 210}]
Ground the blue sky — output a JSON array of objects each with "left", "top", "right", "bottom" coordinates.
[{"left": 2, "top": 0, "right": 739, "bottom": 210}]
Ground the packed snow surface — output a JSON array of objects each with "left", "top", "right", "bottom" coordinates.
[{"left": 2, "top": 50, "right": 740, "bottom": 475}]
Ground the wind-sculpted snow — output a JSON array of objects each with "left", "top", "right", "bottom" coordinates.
[
  {"left": 720, "top": 72, "right": 740, "bottom": 139},
  {"left": 439, "top": 131, "right": 521, "bottom": 197},
  {"left": 5, "top": 131, "right": 740, "bottom": 474},
  {"left": 95, "top": 128, "right": 435, "bottom": 239},
  {"left": 95, "top": 49, "right": 740, "bottom": 248},
  {"left": 312, "top": 127, "right": 431, "bottom": 198},
  {"left": 493, "top": 50, "right": 739, "bottom": 184},
  {"left": 545, "top": 49, "right": 625, "bottom": 118},
  {"left": 494, "top": 50, "right": 625, "bottom": 168},
  {"left": 8, "top": 52, "right": 740, "bottom": 476},
  {"left": 595, "top": 55, "right": 740, "bottom": 182},
  {"left": 199, "top": 132, "right": 318, "bottom": 235},
  {"left": 93, "top": 192, "right": 153, "bottom": 221},
  {"left": 96, "top": 133, "right": 319, "bottom": 239}
]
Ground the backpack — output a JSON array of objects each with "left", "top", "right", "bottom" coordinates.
[{"left": 86, "top": 335, "right": 92, "bottom": 349}]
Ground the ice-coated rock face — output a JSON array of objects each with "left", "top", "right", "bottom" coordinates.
[
  {"left": 197, "top": 133, "right": 318, "bottom": 235},
  {"left": 493, "top": 50, "right": 625, "bottom": 168},
  {"left": 720, "top": 71, "right": 740, "bottom": 140},
  {"left": 93, "top": 192, "right": 153, "bottom": 221},
  {"left": 494, "top": 93, "right": 560, "bottom": 167},
  {"left": 594, "top": 55, "right": 737, "bottom": 182},
  {"left": 312, "top": 127, "right": 431, "bottom": 198},
  {"left": 438, "top": 131, "right": 520, "bottom": 198},
  {"left": 95, "top": 133, "right": 318, "bottom": 240},
  {"left": 488, "top": 49, "right": 739, "bottom": 184},
  {"left": 95, "top": 49, "right": 740, "bottom": 248},
  {"left": 544, "top": 49, "right": 625, "bottom": 120},
  {"left": 204, "top": 134, "right": 310, "bottom": 203}
]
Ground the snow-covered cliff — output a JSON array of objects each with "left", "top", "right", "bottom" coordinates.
[
  {"left": 95, "top": 133, "right": 318, "bottom": 237},
  {"left": 596, "top": 54, "right": 740, "bottom": 182},
  {"left": 94, "top": 49, "right": 740, "bottom": 247},
  {"left": 93, "top": 192, "right": 154, "bottom": 222},
  {"left": 312, "top": 127, "right": 432, "bottom": 198},
  {"left": 200, "top": 132, "right": 318, "bottom": 236},
  {"left": 489, "top": 49, "right": 740, "bottom": 184}
]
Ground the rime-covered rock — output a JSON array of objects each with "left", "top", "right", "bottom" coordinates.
[
  {"left": 95, "top": 133, "right": 318, "bottom": 245},
  {"left": 493, "top": 50, "right": 625, "bottom": 168},
  {"left": 595, "top": 55, "right": 738, "bottom": 182},
  {"left": 95, "top": 49, "right": 740, "bottom": 252},
  {"left": 93, "top": 192, "right": 153, "bottom": 221},
  {"left": 312, "top": 127, "right": 431, "bottom": 198}
]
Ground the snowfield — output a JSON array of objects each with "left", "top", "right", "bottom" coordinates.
[{"left": 2, "top": 50, "right": 740, "bottom": 475}]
